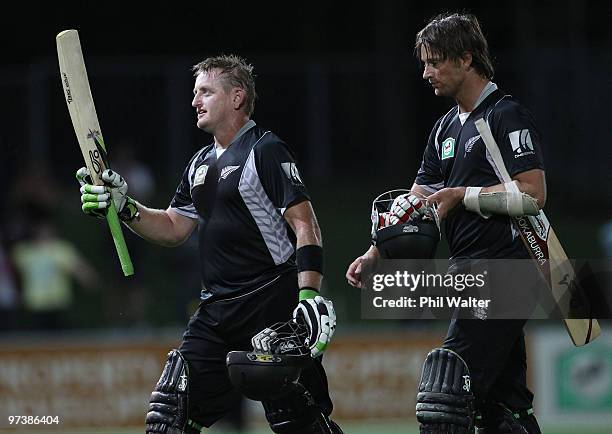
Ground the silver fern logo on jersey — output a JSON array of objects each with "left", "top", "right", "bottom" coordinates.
[
  {"left": 281, "top": 162, "right": 303, "bottom": 184},
  {"left": 464, "top": 135, "right": 481, "bottom": 156},
  {"left": 219, "top": 165, "right": 241, "bottom": 180},
  {"left": 194, "top": 164, "right": 209, "bottom": 187}
]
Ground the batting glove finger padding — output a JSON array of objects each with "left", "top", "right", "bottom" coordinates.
[
  {"left": 251, "top": 328, "right": 278, "bottom": 353},
  {"left": 80, "top": 184, "right": 108, "bottom": 199},
  {"left": 293, "top": 295, "right": 337, "bottom": 358},
  {"left": 76, "top": 169, "right": 107, "bottom": 219},
  {"left": 100, "top": 169, "right": 129, "bottom": 212},
  {"left": 101, "top": 169, "right": 126, "bottom": 188},
  {"left": 377, "top": 211, "right": 399, "bottom": 229},
  {"left": 75, "top": 167, "right": 93, "bottom": 187},
  {"left": 407, "top": 194, "right": 426, "bottom": 216},
  {"left": 100, "top": 169, "right": 139, "bottom": 222},
  {"left": 80, "top": 187, "right": 110, "bottom": 210},
  {"left": 391, "top": 194, "right": 426, "bottom": 223},
  {"left": 76, "top": 167, "right": 137, "bottom": 221},
  {"left": 391, "top": 195, "right": 415, "bottom": 223}
]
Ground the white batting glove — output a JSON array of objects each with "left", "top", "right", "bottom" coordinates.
[
  {"left": 376, "top": 211, "right": 399, "bottom": 229},
  {"left": 390, "top": 194, "right": 426, "bottom": 223},
  {"left": 251, "top": 327, "right": 278, "bottom": 353},
  {"left": 77, "top": 167, "right": 138, "bottom": 221},
  {"left": 293, "top": 291, "right": 337, "bottom": 358}
]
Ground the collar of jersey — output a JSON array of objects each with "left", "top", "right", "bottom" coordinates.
[
  {"left": 455, "top": 81, "right": 498, "bottom": 125},
  {"left": 472, "top": 81, "right": 498, "bottom": 111},
  {"left": 216, "top": 119, "right": 257, "bottom": 154}
]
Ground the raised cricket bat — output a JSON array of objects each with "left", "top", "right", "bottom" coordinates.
[
  {"left": 475, "top": 118, "right": 600, "bottom": 346},
  {"left": 57, "top": 30, "right": 134, "bottom": 276}
]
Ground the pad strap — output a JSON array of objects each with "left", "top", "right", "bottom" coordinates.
[
  {"left": 118, "top": 196, "right": 140, "bottom": 222},
  {"left": 263, "top": 383, "right": 343, "bottom": 433},
  {"left": 476, "top": 402, "right": 532, "bottom": 433}
]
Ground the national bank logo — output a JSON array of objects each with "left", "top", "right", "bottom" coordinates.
[
  {"left": 509, "top": 129, "right": 535, "bottom": 158},
  {"left": 441, "top": 138, "right": 455, "bottom": 160}
]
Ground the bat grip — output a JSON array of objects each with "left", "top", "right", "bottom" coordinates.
[{"left": 105, "top": 202, "right": 135, "bottom": 276}]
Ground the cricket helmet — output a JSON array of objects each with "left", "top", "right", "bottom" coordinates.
[
  {"left": 371, "top": 189, "right": 441, "bottom": 259},
  {"left": 226, "top": 319, "right": 312, "bottom": 401}
]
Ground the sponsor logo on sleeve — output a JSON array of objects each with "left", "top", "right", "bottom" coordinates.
[
  {"left": 441, "top": 138, "right": 455, "bottom": 160},
  {"left": 509, "top": 129, "right": 535, "bottom": 158},
  {"left": 281, "top": 162, "right": 303, "bottom": 184}
]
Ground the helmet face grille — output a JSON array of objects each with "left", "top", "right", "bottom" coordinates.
[{"left": 266, "top": 319, "right": 311, "bottom": 357}]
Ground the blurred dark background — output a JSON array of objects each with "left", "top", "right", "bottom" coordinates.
[{"left": 1, "top": 1, "right": 611, "bottom": 330}]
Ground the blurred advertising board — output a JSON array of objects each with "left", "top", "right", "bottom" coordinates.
[
  {"left": 0, "top": 329, "right": 445, "bottom": 430},
  {"left": 532, "top": 324, "right": 612, "bottom": 427},
  {"left": 0, "top": 334, "right": 178, "bottom": 430}
]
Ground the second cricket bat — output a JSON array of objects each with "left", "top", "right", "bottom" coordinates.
[
  {"left": 475, "top": 118, "right": 600, "bottom": 346},
  {"left": 57, "top": 29, "right": 134, "bottom": 276}
]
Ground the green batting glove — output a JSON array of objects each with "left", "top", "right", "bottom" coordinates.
[
  {"left": 76, "top": 167, "right": 139, "bottom": 222},
  {"left": 76, "top": 167, "right": 106, "bottom": 219}
]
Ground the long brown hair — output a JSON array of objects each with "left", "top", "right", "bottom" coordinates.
[{"left": 415, "top": 13, "right": 494, "bottom": 79}]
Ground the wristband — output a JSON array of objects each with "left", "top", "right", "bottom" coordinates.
[{"left": 296, "top": 245, "right": 324, "bottom": 274}]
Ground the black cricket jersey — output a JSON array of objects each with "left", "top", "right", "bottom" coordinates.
[
  {"left": 415, "top": 83, "right": 545, "bottom": 259},
  {"left": 170, "top": 120, "right": 310, "bottom": 300}
]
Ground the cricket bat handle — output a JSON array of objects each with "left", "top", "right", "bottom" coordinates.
[{"left": 106, "top": 202, "right": 134, "bottom": 276}]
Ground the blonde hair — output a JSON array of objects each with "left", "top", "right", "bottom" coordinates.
[{"left": 192, "top": 55, "right": 257, "bottom": 116}]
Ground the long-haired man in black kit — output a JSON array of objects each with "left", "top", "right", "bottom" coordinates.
[{"left": 348, "top": 13, "right": 544, "bottom": 433}]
